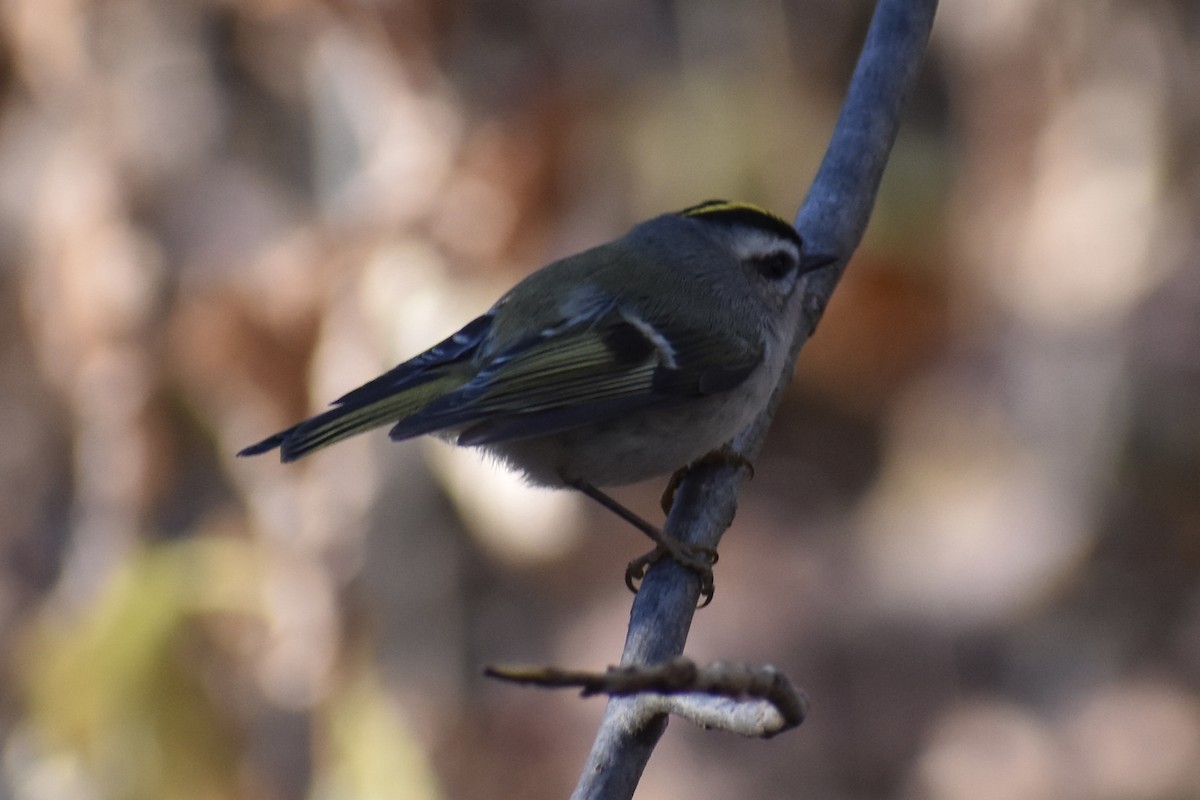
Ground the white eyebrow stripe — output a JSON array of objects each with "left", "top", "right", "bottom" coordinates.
[
  {"left": 731, "top": 228, "right": 801, "bottom": 264},
  {"left": 620, "top": 311, "right": 678, "bottom": 369}
]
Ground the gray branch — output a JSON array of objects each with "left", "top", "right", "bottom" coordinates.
[
  {"left": 487, "top": 658, "right": 808, "bottom": 737},
  {"left": 571, "top": 0, "right": 939, "bottom": 798}
]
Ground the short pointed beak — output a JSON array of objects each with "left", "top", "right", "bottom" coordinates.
[{"left": 799, "top": 250, "right": 839, "bottom": 274}]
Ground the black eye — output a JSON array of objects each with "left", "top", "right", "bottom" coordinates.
[{"left": 752, "top": 251, "right": 797, "bottom": 281}]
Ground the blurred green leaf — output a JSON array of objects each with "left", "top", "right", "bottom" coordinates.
[{"left": 16, "top": 537, "right": 266, "bottom": 800}]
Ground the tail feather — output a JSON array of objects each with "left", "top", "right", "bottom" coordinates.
[
  {"left": 237, "top": 432, "right": 288, "bottom": 457},
  {"left": 238, "top": 376, "right": 458, "bottom": 462}
]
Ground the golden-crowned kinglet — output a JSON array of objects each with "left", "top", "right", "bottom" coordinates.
[{"left": 240, "top": 200, "right": 835, "bottom": 595}]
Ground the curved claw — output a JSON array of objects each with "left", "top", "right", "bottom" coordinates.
[
  {"left": 567, "top": 479, "right": 721, "bottom": 607},
  {"left": 624, "top": 543, "right": 719, "bottom": 608},
  {"left": 625, "top": 556, "right": 650, "bottom": 594},
  {"left": 660, "top": 447, "right": 756, "bottom": 515}
]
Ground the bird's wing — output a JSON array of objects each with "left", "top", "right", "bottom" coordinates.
[
  {"left": 387, "top": 305, "right": 762, "bottom": 446},
  {"left": 238, "top": 313, "right": 493, "bottom": 461}
]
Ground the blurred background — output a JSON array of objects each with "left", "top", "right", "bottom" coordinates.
[{"left": 1, "top": 0, "right": 1198, "bottom": 798}]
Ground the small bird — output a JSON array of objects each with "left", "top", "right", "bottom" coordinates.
[{"left": 240, "top": 201, "right": 835, "bottom": 601}]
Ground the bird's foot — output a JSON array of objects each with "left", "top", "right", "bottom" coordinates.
[
  {"left": 660, "top": 446, "right": 756, "bottom": 515},
  {"left": 625, "top": 539, "right": 719, "bottom": 608},
  {"left": 568, "top": 479, "right": 719, "bottom": 607}
]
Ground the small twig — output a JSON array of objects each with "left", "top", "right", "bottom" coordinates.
[
  {"left": 572, "top": 1, "right": 940, "bottom": 798},
  {"left": 485, "top": 658, "right": 807, "bottom": 738}
]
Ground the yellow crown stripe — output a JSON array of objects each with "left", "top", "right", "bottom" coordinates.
[
  {"left": 678, "top": 200, "right": 792, "bottom": 228},
  {"left": 677, "top": 200, "right": 801, "bottom": 246}
]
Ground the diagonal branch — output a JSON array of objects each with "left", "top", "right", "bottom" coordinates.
[{"left": 571, "top": 1, "right": 940, "bottom": 797}]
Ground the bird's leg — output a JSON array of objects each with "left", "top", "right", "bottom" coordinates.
[
  {"left": 660, "top": 445, "right": 755, "bottom": 515},
  {"left": 568, "top": 480, "right": 718, "bottom": 607}
]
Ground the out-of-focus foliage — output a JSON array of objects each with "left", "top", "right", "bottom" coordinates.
[
  {"left": 0, "top": 1, "right": 1197, "bottom": 799},
  {"left": 16, "top": 537, "right": 262, "bottom": 800}
]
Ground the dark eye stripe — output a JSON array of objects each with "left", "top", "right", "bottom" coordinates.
[{"left": 752, "top": 250, "right": 798, "bottom": 281}]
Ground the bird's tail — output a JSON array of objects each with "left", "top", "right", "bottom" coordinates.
[{"left": 238, "top": 376, "right": 457, "bottom": 462}]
